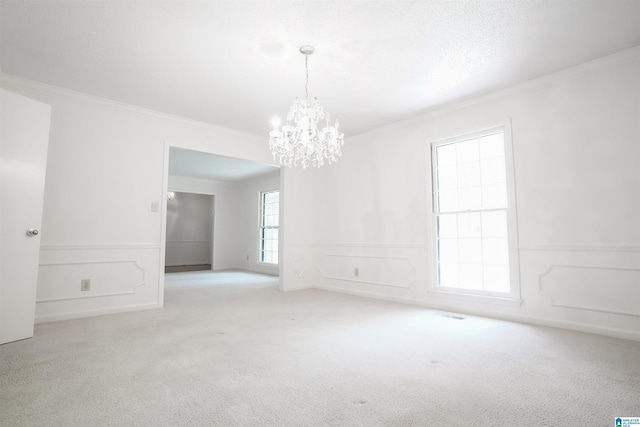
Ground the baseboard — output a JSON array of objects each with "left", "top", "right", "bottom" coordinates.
[
  {"left": 313, "top": 284, "right": 417, "bottom": 305},
  {"left": 35, "top": 302, "right": 159, "bottom": 324},
  {"left": 482, "top": 311, "right": 640, "bottom": 343},
  {"left": 166, "top": 262, "right": 212, "bottom": 267},
  {"left": 237, "top": 265, "right": 279, "bottom": 276},
  {"left": 220, "top": 267, "right": 279, "bottom": 277},
  {"left": 312, "top": 284, "right": 640, "bottom": 342},
  {"left": 281, "top": 283, "right": 314, "bottom": 292}
]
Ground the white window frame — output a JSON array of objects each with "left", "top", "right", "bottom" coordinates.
[
  {"left": 259, "top": 190, "right": 279, "bottom": 265},
  {"left": 429, "top": 121, "right": 521, "bottom": 305}
]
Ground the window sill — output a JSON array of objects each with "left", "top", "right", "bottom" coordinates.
[{"left": 427, "top": 288, "right": 523, "bottom": 307}]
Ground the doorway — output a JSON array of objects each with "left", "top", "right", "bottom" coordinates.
[
  {"left": 164, "top": 191, "right": 214, "bottom": 273},
  {"left": 159, "top": 144, "right": 283, "bottom": 308}
]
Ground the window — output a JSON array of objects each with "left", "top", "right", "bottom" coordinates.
[
  {"left": 431, "top": 126, "right": 519, "bottom": 299},
  {"left": 259, "top": 190, "right": 279, "bottom": 264}
]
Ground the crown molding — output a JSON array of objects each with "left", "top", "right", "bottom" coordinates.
[
  {"left": 347, "top": 45, "right": 640, "bottom": 143},
  {"left": 0, "top": 73, "right": 264, "bottom": 141}
]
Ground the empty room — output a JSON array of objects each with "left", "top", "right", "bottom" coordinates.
[{"left": 1, "top": 1, "right": 639, "bottom": 426}]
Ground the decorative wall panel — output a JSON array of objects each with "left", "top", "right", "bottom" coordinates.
[
  {"left": 539, "top": 265, "right": 640, "bottom": 316},
  {"left": 35, "top": 244, "right": 160, "bottom": 323},
  {"left": 318, "top": 254, "right": 416, "bottom": 288},
  {"left": 37, "top": 259, "right": 146, "bottom": 303}
]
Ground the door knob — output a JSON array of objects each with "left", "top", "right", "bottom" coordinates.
[{"left": 26, "top": 229, "right": 39, "bottom": 237}]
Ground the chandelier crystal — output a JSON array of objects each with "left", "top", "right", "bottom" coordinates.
[{"left": 269, "top": 45, "right": 344, "bottom": 169}]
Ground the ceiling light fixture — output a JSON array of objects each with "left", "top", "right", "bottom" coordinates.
[{"left": 269, "top": 45, "right": 344, "bottom": 168}]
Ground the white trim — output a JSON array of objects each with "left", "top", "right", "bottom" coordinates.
[
  {"left": 314, "top": 283, "right": 427, "bottom": 306},
  {"left": 318, "top": 276, "right": 411, "bottom": 288},
  {"left": 345, "top": 46, "right": 640, "bottom": 142},
  {"left": 40, "top": 244, "right": 161, "bottom": 251},
  {"left": 286, "top": 241, "right": 429, "bottom": 249},
  {"left": 318, "top": 254, "right": 416, "bottom": 288},
  {"left": 292, "top": 254, "right": 307, "bottom": 278},
  {"left": 537, "top": 264, "right": 640, "bottom": 317},
  {"left": 159, "top": 141, "right": 285, "bottom": 300},
  {"left": 0, "top": 73, "right": 263, "bottom": 140},
  {"left": 278, "top": 170, "right": 285, "bottom": 290},
  {"left": 280, "top": 283, "right": 314, "bottom": 292},
  {"left": 311, "top": 283, "right": 640, "bottom": 342},
  {"left": 37, "top": 259, "right": 147, "bottom": 303},
  {"left": 428, "top": 120, "right": 521, "bottom": 300},
  {"left": 35, "top": 302, "right": 159, "bottom": 324},
  {"left": 426, "top": 288, "right": 523, "bottom": 307},
  {"left": 36, "top": 290, "right": 138, "bottom": 303},
  {"left": 429, "top": 122, "right": 509, "bottom": 146},
  {"left": 546, "top": 303, "right": 640, "bottom": 318},
  {"left": 538, "top": 263, "right": 640, "bottom": 275},
  {"left": 519, "top": 244, "right": 640, "bottom": 253},
  {"left": 39, "top": 259, "right": 146, "bottom": 269},
  {"left": 158, "top": 140, "right": 171, "bottom": 308},
  {"left": 165, "top": 240, "right": 212, "bottom": 243},
  {"left": 319, "top": 254, "right": 416, "bottom": 260},
  {"left": 259, "top": 189, "right": 280, "bottom": 265}
]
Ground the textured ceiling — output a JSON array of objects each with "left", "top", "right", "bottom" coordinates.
[{"left": 1, "top": 0, "right": 639, "bottom": 139}]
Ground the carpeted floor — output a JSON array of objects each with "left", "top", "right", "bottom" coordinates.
[{"left": 1, "top": 271, "right": 639, "bottom": 426}]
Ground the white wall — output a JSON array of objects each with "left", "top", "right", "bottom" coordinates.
[
  {"left": 167, "top": 173, "right": 281, "bottom": 275},
  {"left": 165, "top": 191, "right": 213, "bottom": 267},
  {"left": 0, "top": 74, "right": 277, "bottom": 323},
  {"left": 3, "top": 46, "right": 637, "bottom": 341},
  {"left": 284, "top": 47, "right": 640, "bottom": 341},
  {"left": 235, "top": 172, "right": 281, "bottom": 276},
  {"left": 167, "top": 175, "right": 239, "bottom": 271}
]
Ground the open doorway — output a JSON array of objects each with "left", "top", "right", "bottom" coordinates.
[
  {"left": 165, "top": 191, "right": 214, "bottom": 273},
  {"left": 159, "top": 145, "right": 282, "bottom": 307}
]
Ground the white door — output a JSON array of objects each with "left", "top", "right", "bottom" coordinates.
[{"left": 0, "top": 88, "right": 51, "bottom": 345}]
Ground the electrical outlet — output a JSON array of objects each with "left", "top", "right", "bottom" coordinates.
[
  {"left": 354, "top": 268, "right": 359, "bottom": 277},
  {"left": 81, "top": 279, "right": 90, "bottom": 291}
]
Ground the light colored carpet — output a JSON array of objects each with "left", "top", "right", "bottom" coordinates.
[{"left": 1, "top": 271, "right": 639, "bottom": 426}]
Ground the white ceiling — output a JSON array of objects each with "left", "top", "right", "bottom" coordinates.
[
  {"left": 169, "top": 148, "right": 278, "bottom": 182},
  {"left": 1, "top": 0, "right": 639, "bottom": 139}
]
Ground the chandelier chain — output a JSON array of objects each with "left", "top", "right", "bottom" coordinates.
[{"left": 305, "top": 54, "right": 309, "bottom": 99}]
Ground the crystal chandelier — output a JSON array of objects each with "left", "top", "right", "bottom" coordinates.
[{"left": 269, "top": 45, "right": 344, "bottom": 168}]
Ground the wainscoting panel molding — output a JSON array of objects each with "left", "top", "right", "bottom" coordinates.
[
  {"left": 538, "top": 264, "right": 640, "bottom": 317},
  {"left": 287, "top": 241, "right": 429, "bottom": 249},
  {"left": 291, "top": 241, "right": 640, "bottom": 340},
  {"left": 318, "top": 254, "right": 416, "bottom": 288},
  {"left": 37, "top": 259, "right": 146, "bottom": 303},
  {"left": 519, "top": 244, "right": 640, "bottom": 253},
  {"left": 35, "top": 245, "right": 161, "bottom": 323},
  {"left": 40, "top": 244, "right": 161, "bottom": 251},
  {"left": 293, "top": 255, "right": 307, "bottom": 278}
]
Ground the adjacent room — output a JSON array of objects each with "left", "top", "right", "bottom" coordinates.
[
  {"left": 1, "top": 1, "right": 639, "bottom": 426},
  {"left": 164, "top": 148, "right": 281, "bottom": 275}
]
